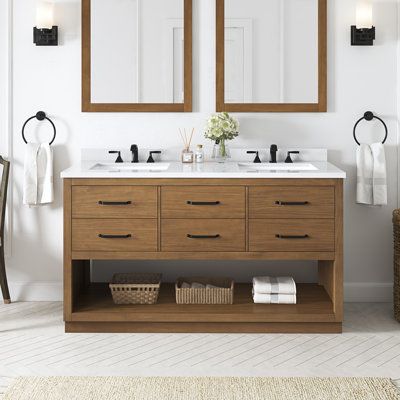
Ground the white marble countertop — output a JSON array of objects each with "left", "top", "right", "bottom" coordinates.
[{"left": 60, "top": 161, "right": 346, "bottom": 179}]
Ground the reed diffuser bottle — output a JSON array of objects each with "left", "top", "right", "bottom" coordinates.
[{"left": 179, "top": 128, "right": 195, "bottom": 163}]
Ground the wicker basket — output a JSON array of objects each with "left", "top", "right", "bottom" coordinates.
[
  {"left": 394, "top": 210, "right": 400, "bottom": 322},
  {"left": 109, "top": 273, "right": 162, "bottom": 305},
  {"left": 176, "top": 277, "right": 234, "bottom": 305}
]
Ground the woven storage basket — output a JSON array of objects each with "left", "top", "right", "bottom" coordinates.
[
  {"left": 394, "top": 210, "right": 400, "bottom": 322},
  {"left": 176, "top": 277, "right": 234, "bottom": 305},
  {"left": 109, "top": 273, "right": 162, "bottom": 305}
]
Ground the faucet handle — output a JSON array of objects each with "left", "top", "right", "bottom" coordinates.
[
  {"left": 109, "top": 150, "right": 123, "bottom": 163},
  {"left": 147, "top": 150, "right": 161, "bottom": 163},
  {"left": 285, "top": 151, "right": 300, "bottom": 164},
  {"left": 247, "top": 151, "right": 261, "bottom": 163}
]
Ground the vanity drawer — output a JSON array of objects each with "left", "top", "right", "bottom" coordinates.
[
  {"left": 249, "top": 219, "right": 334, "bottom": 252},
  {"left": 72, "top": 219, "right": 157, "bottom": 252},
  {"left": 161, "top": 186, "right": 245, "bottom": 218},
  {"left": 161, "top": 219, "right": 245, "bottom": 252},
  {"left": 72, "top": 186, "right": 157, "bottom": 218},
  {"left": 249, "top": 187, "right": 334, "bottom": 219}
]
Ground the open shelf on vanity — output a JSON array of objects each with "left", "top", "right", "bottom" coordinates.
[{"left": 71, "top": 283, "right": 335, "bottom": 325}]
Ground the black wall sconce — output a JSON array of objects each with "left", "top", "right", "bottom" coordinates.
[
  {"left": 33, "top": 1, "right": 58, "bottom": 46},
  {"left": 351, "top": 1, "right": 375, "bottom": 46}
]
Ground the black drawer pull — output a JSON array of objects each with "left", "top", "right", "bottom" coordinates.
[
  {"left": 275, "top": 234, "right": 309, "bottom": 239},
  {"left": 187, "top": 234, "right": 221, "bottom": 239},
  {"left": 98, "top": 234, "right": 132, "bottom": 239},
  {"left": 187, "top": 201, "right": 221, "bottom": 206},
  {"left": 98, "top": 201, "right": 132, "bottom": 206},
  {"left": 275, "top": 201, "right": 309, "bottom": 206}
]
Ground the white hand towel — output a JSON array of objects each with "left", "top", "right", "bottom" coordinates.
[
  {"left": 253, "top": 292, "right": 297, "bottom": 304},
  {"left": 370, "top": 143, "right": 387, "bottom": 206},
  {"left": 252, "top": 276, "right": 296, "bottom": 295},
  {"left": 23, "top": 143, "right": 54, "bottom": 206},
  {"left": 357, "top": 143, "right": 387, "bottom": 206}
]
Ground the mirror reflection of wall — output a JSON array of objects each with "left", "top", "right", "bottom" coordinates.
[
  {"left": 225, "top": 0, "right": 318, "bottom": 104},
  {"left": 91, "top": 0, "right": 184, "bottom": 104}
]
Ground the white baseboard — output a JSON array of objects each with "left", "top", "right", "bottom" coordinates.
[
  {"left": 344, "top": 282, "right": 393, "bottom": 302},
  {"left": 9, "top": 282, "right": 63, "bottom": 302},
  {"left": 8, "top": 281, "right": 393, "bottom": 303}
]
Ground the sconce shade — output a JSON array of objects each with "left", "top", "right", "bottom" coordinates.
[
  {"left": 356, "top": 0, "right": 373, "bottom": 29},
  {"left": 36, "top": 1, "right": 54, "bottom": 29}
]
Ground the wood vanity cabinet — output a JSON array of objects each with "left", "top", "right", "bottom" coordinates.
[{"left": 64, "top": 178, "right": 343, "bottom": 334}]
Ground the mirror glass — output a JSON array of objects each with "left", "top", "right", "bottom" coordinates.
[
  {"left": 90, "top": 0, "right": 184, "bottom": 104},
  {"left": 224, "top": 0, "right": 318, "bottom": 104}
]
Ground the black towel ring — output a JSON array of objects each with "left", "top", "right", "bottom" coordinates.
[
  {"left": 353, "top": 111, "right": 388, "bottom": 146},
  {"left": 22, "top": 111, "right": 56, "bottom": 145}
]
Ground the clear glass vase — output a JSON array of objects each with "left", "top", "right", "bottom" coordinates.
[{"left": 212, "top": 139, "right": 230, "bottom": 163}]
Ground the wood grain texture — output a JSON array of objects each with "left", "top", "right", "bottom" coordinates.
[
  {"left": 215, "top": 0, "right": 327, "bottom": 113},
  {"left": 72, "top": 283, "right": 335, "bottom": 324},
  {"left": 249, "top": 186, "right": 334, "bottom": 219},
  {"left": 71, "top": 178, "right": 338, "bottom": 187},
  {"left": 82, "top": 0, "right": 193, "bottom": 112},
  {"left": 161, "top": 186, "right": 245, "bottom": 218},
  {"left": 161, "top": 219, "right": 245, "bottom": 252},
  {"left": 66, "top": 321, "right": 342, "bottom": 334},
  {"left": 63, "top": 179, "right": 73, "bottom": 321},
  {"left": 64, "top": 178, "right": 344, "bottom": 333},
  {"left": 72, "top": 186, "right": 157, "bottom": 219},
  {"left": 249, "top": 219, "right": 335, "bottom": 252},
  {"left": 72, "top": 219, "right": 157, "bottom": 252},
  {"left": 72, "top": 251, "right": 335, "bottom": 261}
]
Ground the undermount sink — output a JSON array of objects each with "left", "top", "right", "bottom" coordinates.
[
  {"left": 237, "top": 162, "right": 318, "bottom": 171},
  {"left": 90, "top": 162, "right": 171, "bottom": 172}
]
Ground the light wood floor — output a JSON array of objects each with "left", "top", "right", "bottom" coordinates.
[{"left": 0, "top": 302, "right": 400, "bottom": 385}]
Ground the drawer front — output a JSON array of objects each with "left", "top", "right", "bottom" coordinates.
[
  {"left": 161, "top": 219, "right": 245, "bottom": 252},
  {"left": 72, "top": 186, "right": 157, "bottom": 218},
  {"left": 72, "top": 219, "right": 157, "bottom": 252},
  {"left": 161, "top": 186, "right": 245, "bottom": 218},
  {"left": 249, "top": 187, "right": 334, "bottom": 219},
  {"left": 249, "top": 219, "right": 334, "bottom": 252}
]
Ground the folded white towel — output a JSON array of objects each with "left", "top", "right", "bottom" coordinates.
[
  {"left": 253, "top": 276, "right": 296, "bottom": 295},
  {"left": 191, "top": 282, "right": 205, "bottom": 289},
  {"left": 23, "top": 143, "right": 54, "bottom": 206},
  {"left": 206, "top": 284, "right": 222, "bottom": 289},
  {"left": 253, "top": 292, "right": 297, "bottom": 304},
  {"left": 357, "top": 143, "right": 387, "bottom": 206},
  {"left": 181, "top": 282, "right": 191, "bottom": 288}
]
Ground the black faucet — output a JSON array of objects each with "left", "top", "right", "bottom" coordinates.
[
  {"left": 285, "top": 151, "right": 300, "bottom": 163},
  {"left": 109, "top": 150, "right": 123, "bottom": 163},
  {"left": 147, "top": 151, "right": 161, "bottom": 163},
  {"left": 130, "top": 144, "right": 139, "bottom": 163},
  {"left": 247, "top": 151, "right": 261, "bottom": 163},
  {"left": 270, "top": 144, "right": 278, "bottom": 163}
]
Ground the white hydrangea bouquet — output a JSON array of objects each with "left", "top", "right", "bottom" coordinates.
[{"left": 205, "top": 112, "right": 239, "bottom": 161}]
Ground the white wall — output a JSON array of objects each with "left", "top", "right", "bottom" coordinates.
[{"left": 0, "top": 0, "right": 398, "bottom": 301}]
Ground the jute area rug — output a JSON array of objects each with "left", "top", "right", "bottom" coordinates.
[{"left": 2, "top": 377, "right": 399, "bottom": 400}]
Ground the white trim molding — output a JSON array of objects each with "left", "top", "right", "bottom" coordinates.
[
  {"left": 344, "top": 282, "right": 393, "bottom": 303},
  {"left": 10, "top": 282, "right": 63, "bottom": 302}
]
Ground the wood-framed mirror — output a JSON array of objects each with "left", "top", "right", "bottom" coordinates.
[
  {"left": 216, "top": 0, "right": 327, "bottom": 112},
  {"left": 82, "top": 0, "right": 192, "bottom": 112}
]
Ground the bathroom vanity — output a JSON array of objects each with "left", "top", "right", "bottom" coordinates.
[{"left": 62, "top": 161, "right": 345, "bottom": 333}]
